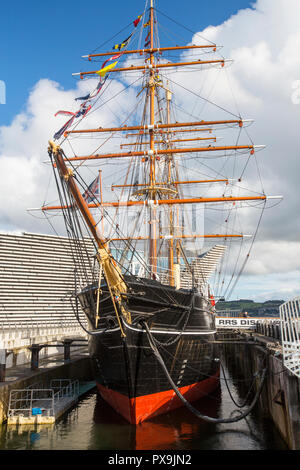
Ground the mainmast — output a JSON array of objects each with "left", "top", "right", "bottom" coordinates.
[
  {"left": 148, "top": 0, "right": 157, "bottom": 276},
  {"left": 166, "top": 86, "right": 175, "bottom": 286}
]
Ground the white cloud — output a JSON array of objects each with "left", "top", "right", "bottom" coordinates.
[
  {"left": 234, "top": 271, "right": 300, "bottom": 302},
  {"left": 244, "top": 241, "right": 300, "bottom": 275},
  {"left": 177, "top": 0, "right": 300, "bottom": 299},
  {"left": 0, "top": 77, "right": 138, "bottom": 234}
]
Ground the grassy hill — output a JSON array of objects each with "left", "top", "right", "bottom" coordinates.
[{"left": 216, "top": 299, "right": 285, "bottom": 316}]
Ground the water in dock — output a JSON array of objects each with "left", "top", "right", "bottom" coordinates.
[{"left": 0, "top": 363, "right": 288, "bottom": 450}]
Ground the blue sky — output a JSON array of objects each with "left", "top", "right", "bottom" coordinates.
[{"left": 0, "top": 0, "right": 254, "bottom": 125}]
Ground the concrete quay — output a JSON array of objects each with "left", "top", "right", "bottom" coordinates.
[
  {"left": 0, "top": 349, "right": 95, "bottom": 425},
  {"left": 0, "top": 322, "right": 87, "bottom": 369}
]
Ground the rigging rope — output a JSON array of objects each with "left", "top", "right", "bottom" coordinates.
[
  {"left": 154, "top": 7, "right": 217, "bottom": 46},
  {"left": 160, "top": 73, "right": 241, "bottom": 119}
]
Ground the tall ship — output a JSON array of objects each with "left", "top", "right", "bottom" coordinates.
[{"left": 41, "top": 0, "right": 279, "bottom": 424}]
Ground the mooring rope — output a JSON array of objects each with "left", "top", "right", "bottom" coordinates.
[
  {"left": 143, "top": 322, "right": 267, "bottom": 424},
  {"left": 219, "top": 360, "right": 258, "bottom": 409}
]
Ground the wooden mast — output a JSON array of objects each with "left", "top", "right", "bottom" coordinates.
[
  {"left": 165, "top": 86, "right": 175, "bottom": 286},
  {"left": 149, "top": 0, "right": 157, "bottom": 276}
]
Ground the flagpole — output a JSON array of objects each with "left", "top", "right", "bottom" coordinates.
[{"left": 99, "top": 170, "right": 104, "bottom": 234}]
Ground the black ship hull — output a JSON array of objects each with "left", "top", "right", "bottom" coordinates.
[{"left": 78, "top": 275, "right": 220, "bottom": 424}]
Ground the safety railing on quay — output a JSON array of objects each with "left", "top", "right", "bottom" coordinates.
[
  {"left": 7, "top": 379, "right": 79, "bottom": 420},
  {"left": 8, "top": 388, "right": 55, "bottom": 420},
  {"left": 50, "top": 379, "right": 80, "bottom": 402}
]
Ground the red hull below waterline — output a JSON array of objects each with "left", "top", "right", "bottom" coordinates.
[{"left": 97, "top": 369, "right": 220, "bottom": 424}]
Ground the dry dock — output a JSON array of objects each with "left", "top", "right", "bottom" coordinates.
[
  {"left": 217, "top": 327, "right": 300, "bottom": 450},
  {"left": 0, "top": 233, "right": 299, "bottom": 449}
]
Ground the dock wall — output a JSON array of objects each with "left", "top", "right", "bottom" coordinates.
[{"left": 219, "top": 333, "right": 300, "bottom": 450}]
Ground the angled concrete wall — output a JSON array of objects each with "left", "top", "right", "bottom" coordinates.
[{"left": 0, "top": 232, "right": 97, "bottom": 367}]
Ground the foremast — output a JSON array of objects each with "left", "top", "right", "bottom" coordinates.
[{"left": 148, "top": 0, "right": 158, "bottom": 277}]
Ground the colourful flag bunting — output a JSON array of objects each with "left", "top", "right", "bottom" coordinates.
[
  {"left": 96, "top": 53, "right": 121, "bottom": 78},
  {"left": 53, "top": 104, "right": 91, "bottom": 140},
  {"left": 54, "top": 110, "right": 75, "bottom": 117},
  {"left": 113, "top": 33, "right": 132, "bottom": 51},
  {"left": 96, "top": 61, "right": 118, "bottom": 77},
  {"left": 54, "top": 116, "right": 75, "bottom": 140},
  {"left": 75, "top": 76, "right": 108, "bottom": 101}
]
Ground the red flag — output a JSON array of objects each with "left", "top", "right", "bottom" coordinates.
[
  {"left": 133, "top": 15, "right": 142, "bottom": 27},
  {"left": 101, "top": 53, "right": 121, "bottom": 71}
]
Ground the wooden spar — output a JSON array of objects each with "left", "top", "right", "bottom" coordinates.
[
  {"left": 107, "top": 234, "right": 245, "bottom": 241},
  {"left": 120, "top": 137, "right": 217, "bottom": 147},
  {"left": 42, "top": 195, "right": 267, "bottom": 212},
  {"left": 64, "top": 119, "right": 243, "bottom": 136},
  {"left": 111, "top": 179, "right": 229, "bottom": 190},
  {"left": 84, "top": 44, "right": 218, "bottom": 59},
  {"left": 47, "top": 141, "right": 107, "bottom": 250},
  {"left": 63, "top": 145, "right": 255, "bottom": 162},
  {"left": 125, "top": 128, "right": 213, "bottom": 137},
  {"left": 76, "top": 59, "right": 226, "bottom": 78},
  {"left": 100, "top": 195, "right": 267, "bottom": 207}
]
